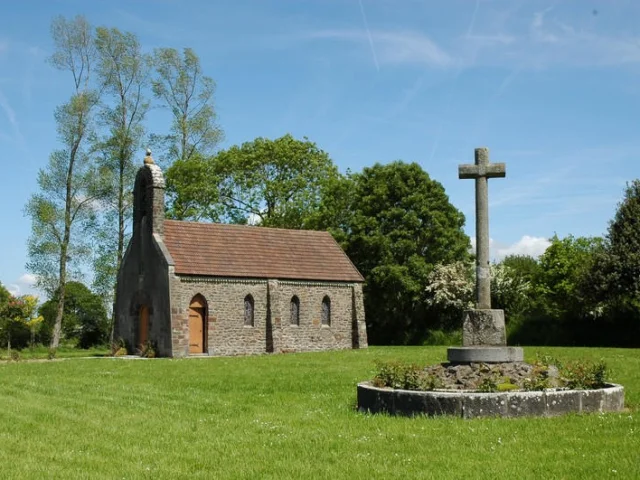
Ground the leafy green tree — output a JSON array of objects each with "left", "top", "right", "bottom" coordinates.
[
  {"left": 304, "top": 171, "right": 356, "bottom": 243},
  {"left": 0, "top": 283, "right": 10, "bottom": 311},
  {"left": 39, "top": 282, "right": 109, "bottom": 348},
  {"left": 602, "top": 180, "right": 640, "bottom": 302},
  {"left": 166, "top": 134, "right": 344, "bottom": 228},
  {"left": 343, "top": 161, "right": 470, "bottom": 344},
  {"left": 576, "top": 180, "right": 640, "bottom": 346},
  {"left": 92, "top": 27, "right": 150, "bottom": 318},
  {"left": 25, "top": 15, "right": 103, "bottom": 348},
  {"left": 151, "top": 47, "right": 223, "bottom": 166},
  {"left": 164, "top": 151, "right": 224, "bottom": 221},
  {"left": 535, "top": 234, "right": 603, "bottom": 320},
  {"left": 0, "top": 288, "right": 40, "bottom": 352},
  {"left": 0, "top": 283, "right": 16, "bottom": 352},
  {"left": 500, "top": 254, "right": 541, "bottom": 284}
]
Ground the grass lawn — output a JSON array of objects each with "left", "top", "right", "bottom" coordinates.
[
  {"left": 0, "top": 345, "right": 109, "bottom": 361},
  {"left": 0, "top": 346, "right": 638, "bottom": 479}
]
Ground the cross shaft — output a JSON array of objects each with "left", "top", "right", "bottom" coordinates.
[{"left": 458, "top": 147, "right": 506, "bottom": 309}]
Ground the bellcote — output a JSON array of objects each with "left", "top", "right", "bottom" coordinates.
[{"left": 133, "top": 149, "right": 166, "bottom": 238}]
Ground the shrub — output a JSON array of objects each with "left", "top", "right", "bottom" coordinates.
[
  {"left": 111, "top": 338, "right": 128, "bottom": 357},
  {"left": 476, "top": 376, "right": 498, "bottom": 393},
  {"left": 139, "top": 340, "right": 156, "bottom": 359},
  {"left": 422, "top": 329, "right": 462, "bottom": 346},
  {"left": 523, "top": 364, "right": 552, "bottom": 391},
  {"left": 47, "top": 348, "right": 57, "bottom": 360},
  {"left": 10, "top": 350, "right": 20, "bottom": 362},
  {"left": 497, "top": 381, "right": 519, "bottom": 392},
  {"left": 561, "top": 359, "right": 608, "bottom": 390},
  {"left": 372, "top": 361, "right": 440, "bottom": 391}
]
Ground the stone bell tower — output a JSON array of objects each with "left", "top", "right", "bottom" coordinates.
[{"left": 132, "top": 148, "right": 166, "bottom": 238}]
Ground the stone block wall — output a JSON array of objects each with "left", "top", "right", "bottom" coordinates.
[
  {"left": 276, "top": 281, "right": 355, "bottom": 353},
  {"left": 114, "top": 231, "right": 173, "bottom": 356},
  {"left": 170, "top": 276, "right": 269, "bottom": 356},
  {"left": 168, "top": 275, "right": 368, "bottom": 357}
]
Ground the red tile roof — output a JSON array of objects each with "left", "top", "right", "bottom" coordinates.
[{"left": 163, "top": 220, "right": 364, "bottom": 282}]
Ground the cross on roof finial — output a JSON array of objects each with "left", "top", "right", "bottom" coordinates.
[{"left": 144, "top": 148, "right": 154, "bottom": 165}]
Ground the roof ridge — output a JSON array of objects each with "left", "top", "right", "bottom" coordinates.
[{"left": 164, "top": 219, "right": 333, "bottom": 236}]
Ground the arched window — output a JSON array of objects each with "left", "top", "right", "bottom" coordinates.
[
  {"left": 244, "top": 295, "right": 254, "bottom": 327},
  {"left": 321, "top": 296, "right": 331, "bottom": 326},
  {"left": 290, "top": 296, "right": 300, "bottom": 325}
]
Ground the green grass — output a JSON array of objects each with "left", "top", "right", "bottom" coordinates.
[
  {"left": 0, "top": 344, "right": 109, "bottom": 361},
  {"left": 0, "top": 346, "right": 638, "bottom": 479}
]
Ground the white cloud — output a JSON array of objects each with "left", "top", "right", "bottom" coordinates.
[
  {"left": 357, "top": 0, "right": 379, "bottom": 71},
  {"left": 304, "top": 16, "right": 640, "bottom": 72},
  {"left": 306, "top": 29, "right": 454, "bottom": 68},
  {"left": 0, "top": 87, "right": 24, "bottom": 146},
  {"left": 470, "top": 235, "right": 551, "bottom": 261},
  {"left": 7, "top": 273, "right": 40, "bottom": 298},
  {"left": 495, "top": 235, "right": 551, "bottom": 260},
  {"left": 247, "top": 213, "right": 262, "bottom": 226}
]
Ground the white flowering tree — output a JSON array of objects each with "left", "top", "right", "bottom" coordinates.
[{"left": 425, "top": 260, "right": 533, "bottom": 327}]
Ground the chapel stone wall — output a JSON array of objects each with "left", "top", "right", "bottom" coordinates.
[{"left": 168, "top": 276, "right": 367, "bottom": 357}]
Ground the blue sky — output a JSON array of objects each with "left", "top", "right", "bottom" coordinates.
[{"left": 1, "top": 0, "right": 639, "bottom": 297}]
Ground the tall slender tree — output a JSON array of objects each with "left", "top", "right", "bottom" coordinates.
[
  {"left": 25, "top": 15, "right": 101, "bottom": 348},
  {"left": 150, "top": 47, "right": 223, "bottom": 167},
  {"left": 92, "top": 27, "right": 149, "bottom": 314}
]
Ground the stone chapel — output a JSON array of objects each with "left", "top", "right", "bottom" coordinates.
[{"left": 114, "top": 151, "right": 368, "bottom": 357}]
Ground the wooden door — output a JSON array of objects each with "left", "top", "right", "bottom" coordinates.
[
  {"left": 139, "top": 305, "right": 149, "bottom": 347},
  {"left": 189, "top": 298, "right": 205, "bottom": 354}
]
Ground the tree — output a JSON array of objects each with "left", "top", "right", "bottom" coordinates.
[
  {"left": 500, "top": 254, "right": 541, "bottom": 284},
  {"left": 151, "top": 47, "right": 222, "bottom": 166},
  {"left": 25, "top": 15, "right": 102, "bottom": 348},
  {"left": 424, "top": 259, "right": 534, "bottom": 331},
  {"left": 165, "top": 134, "right": 344, "bottom": 228},
  {"left": 39, "top": 282, "right": 109, "bottom": 348},
  {"left": 577, "top": 180, "right": 640, "bottom": 347},
  {"left": 0, "top": 283, "right": 15, "bottom": 352},
  {"left": 343, "top": 161, "right": 470, "bottom": 344},
  {"left": 603, "top": 180, "right": 640, "bottom": 301},
  {"left": 92, "top": 27, "right": 149, "bottom": 314},
  {"left": 424, "top": 261, "right": 474, "bottom": 329},
  {"left": 0, "top": 289, "right": 41, "bottom": 352},
  {"left": 490, "top": 262, "right": 533, "bottom": 321},
  {"left": 535, "top": 234, "right": 603, "bottom": 320},
  {"left": 164, "top": 151, "right": 223, "bottom": 221}
]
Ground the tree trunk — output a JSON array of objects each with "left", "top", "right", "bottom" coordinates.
[
  {"left": 51, "top": 139, "right": 76, "bottom": 349},
  {"left": 51, "top": 270, "right": 66, "bottom": 348},
  {"left": 109, "top": 146, "right": 127, "bottom": 346}
]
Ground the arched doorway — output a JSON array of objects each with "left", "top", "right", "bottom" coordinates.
[
  {"left": 138, "top": 304, "right": 149, "bottom": 348},
  {"left": 189, "top": 295, "right": 207, "bottom": 354}
]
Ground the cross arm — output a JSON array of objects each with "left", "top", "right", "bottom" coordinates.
[{"left": 458, "top": 163, "right": 506, "bottom": 179}]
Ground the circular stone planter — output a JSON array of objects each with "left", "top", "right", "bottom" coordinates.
[{"left": 357, "top": 382, "right": 625, "bottom": 419}]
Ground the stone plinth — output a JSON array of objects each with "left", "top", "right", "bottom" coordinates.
[
  {"left": 447, "top": 346, "right": 523, "bottom": 363},
  {"left": 447, "top": 308, "right": 523, "bottom": 363},
  {"left": 463, "top": 309, "right": 506, "bottom": 346}
]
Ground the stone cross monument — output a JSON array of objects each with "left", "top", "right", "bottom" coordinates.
[{"left": 447, "top": 147, "right": 523, "bottom": 363}]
